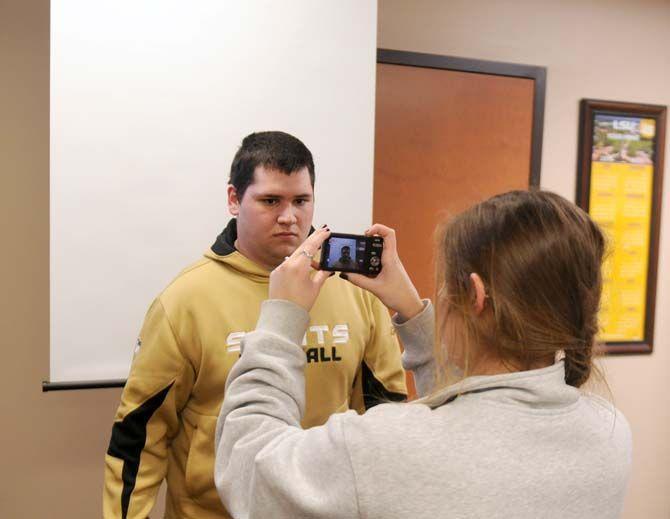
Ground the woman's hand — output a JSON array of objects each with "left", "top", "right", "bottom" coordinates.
[
  {"left": 343, "top": 224, "right": 423, "bottom": 321},
  {"left": 269, "top": 227, "right": 332, "bottom": 312}
]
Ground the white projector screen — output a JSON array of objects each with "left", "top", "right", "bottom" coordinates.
[{"left": 49, "top": 1, "right": 378, "bottom": 386}]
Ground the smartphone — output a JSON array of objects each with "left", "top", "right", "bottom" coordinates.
[{"left": 319, "top": 232, "right": 383, "bottom": 276}]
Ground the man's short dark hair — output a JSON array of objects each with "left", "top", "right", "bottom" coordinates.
[{"left": 229, "top": 131, "right": 315, "bottom": 200}]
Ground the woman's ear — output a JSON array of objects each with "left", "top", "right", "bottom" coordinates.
[{"left": 469, "top": 273, "right": 487, "bottom": 315}]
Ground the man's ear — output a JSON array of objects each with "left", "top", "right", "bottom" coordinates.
[
  {"left": 469, "top": 273, "right": 487, "bottom": 315},
  {"left": 227, "top": 185, "right": 240, "bottom": 216}
]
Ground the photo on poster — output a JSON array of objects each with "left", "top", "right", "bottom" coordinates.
[{"left": 592, "top": 114, "right": 655, "bottom": 164}]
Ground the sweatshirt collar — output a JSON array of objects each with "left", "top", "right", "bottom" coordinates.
[{"left": 434, "top": 361, "right": 580, "bottom": 410}]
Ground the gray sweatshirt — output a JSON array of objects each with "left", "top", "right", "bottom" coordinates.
[{"left": 215, "top": 299, "right": 632, "bottom": 519}]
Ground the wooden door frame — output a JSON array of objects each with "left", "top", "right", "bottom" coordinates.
[{"left": 377, "top": 49, "right": 547, "bottom": 186}]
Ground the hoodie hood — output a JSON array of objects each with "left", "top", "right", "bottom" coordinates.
[{"left": 204, "top": 219, "right": 271, "bottom": 282}]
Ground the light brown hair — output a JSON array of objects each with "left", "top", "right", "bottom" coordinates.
[{"left": 431, "top": 190, "right": 606, "bottom": 394}]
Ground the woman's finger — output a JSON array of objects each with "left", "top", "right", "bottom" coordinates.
[
  {"left": 365, "top": 224, "right": 397, "bottom": 253},
  {"left": 365, "top": 223, "right": 394, "bottom": 237},
  {"left": 292, "top": 227, "right": 331, "bottom": 261},
  {"left": 311, "top": 269, "right": 331, "bottom": 289}
]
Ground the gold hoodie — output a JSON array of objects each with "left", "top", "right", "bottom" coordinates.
[{"left": 103, "top": 220, "right": 407, "bottom": 519}]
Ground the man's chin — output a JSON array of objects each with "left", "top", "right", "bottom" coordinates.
[
  {"left": 281, "top": 244, "right": 300, "bottom": 257},
  {"left": 268, "top": 245, "right": 299, "bottom": 265}
]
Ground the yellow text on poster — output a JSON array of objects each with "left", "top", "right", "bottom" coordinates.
[{"left": 589, "top": 161, "right": 653, "bottom": 342}]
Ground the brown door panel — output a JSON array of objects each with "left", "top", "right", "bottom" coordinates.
[{"left": 374, "top": 63, "right": 535, "bottom": 396}]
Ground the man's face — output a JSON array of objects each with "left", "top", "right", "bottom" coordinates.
[
  {"left": 228, "top": 165, "right": 314, "bottom": 269},
  {"left": 341, "top": 246, "right": 351, "bottom": 259}
]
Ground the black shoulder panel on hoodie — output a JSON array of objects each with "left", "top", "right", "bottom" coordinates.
[
  {"left": 362, "top": 361, "right": 407, "bottom": 408},
  {"left": 107, "top": 382, "right": 174, "bottom": 519}
]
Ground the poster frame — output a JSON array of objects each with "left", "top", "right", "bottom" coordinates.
[{"left": 576, "top": 99, "right": 666, "bottom": 354}]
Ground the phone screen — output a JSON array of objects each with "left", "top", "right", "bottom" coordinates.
[{"left": 320, "top": 233, "right": 383, "bottom": 275}]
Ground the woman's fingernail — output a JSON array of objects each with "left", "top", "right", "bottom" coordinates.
[
  {"left": 339, "top": 273, "right": 348, "bottom": 280},
  {"left": 329, "top": 272, "right": 336, "bottom": 277},
  {"left": 321, "top": 224, "right": 328, "bottom": 228}
]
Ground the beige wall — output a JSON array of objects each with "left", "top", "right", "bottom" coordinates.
[
  {"left": 379, "top": 0, "right": 670, "bottom": 517},
  {"left": 1, "top": 0, "right": 668, "bottom": 517},
  {"left": 0, "top": 1, "right": 127, "bottom": 516}
]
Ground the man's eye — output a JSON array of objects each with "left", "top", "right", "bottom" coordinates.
[
  {"left": 262, "top": 199, "right": 279, "bottom": 206},
  {"left": 295, "top": 199, "right": 309, "bottom": 206}
]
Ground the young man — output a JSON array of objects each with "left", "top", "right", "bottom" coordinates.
[
  {"left": 103, "top": 131, "right": 407, "bottom": 519},
  {"left": 332, "top": 244, "right": 354, "bottom": 270}
]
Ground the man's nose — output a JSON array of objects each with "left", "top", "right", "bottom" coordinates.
[{"left": 277, "top": 204, "right": 297, "bottom": 224}]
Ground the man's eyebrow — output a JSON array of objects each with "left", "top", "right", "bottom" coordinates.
[{"left": 254, "top": 193, "right": 313, "bottom": 198}]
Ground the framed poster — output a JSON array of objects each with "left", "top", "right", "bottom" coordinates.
[{"left": 577, "top": 99, "right": 666, "bottom": 354}]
